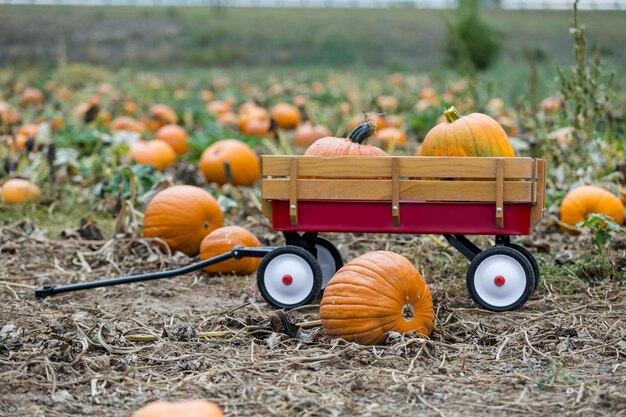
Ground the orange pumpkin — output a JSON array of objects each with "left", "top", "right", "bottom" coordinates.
[
  {"left": 20, "top": 87, "right": 45, "bottom": 106},
  {"left": 560, "top": 185, "right": 624, "bottom": 228},
  {"left": 110, "top": 116, "right": 145, "bottom": 133},
  {"left": 373, "top": 127, "right": 407, "bottom": 148},
  {"left": 206, "top": 100, "right": 231, "bottom": 116},
  {"left": 155, "top": 124, "right": 189, "bottom": 154},
  {"left": 216, "top": 112, "right": 239, "bottom": 129},
  {"left": 320, "top": 251, "right": 435, "bottom": 345},
  {"left": 132, "top": 399, "right": 223, "bottom": 417},
  {"left": 271, "top": 103, "right": 301, "bottom": 130},
  {"left": 129, "top": 140, "right": 176, "bottom": 170},
  {"left": 419, "top": 106, "right": 515, "bottom": 157},
  {"left": 240, "top": 116, "right": 273, "bottom": 138},
  {"left": 376, "top": 95, "right": 398, "bottom": 111},
  {"left": 148, "top": 104, "right": 178, "bottom": 130},
  {"left": 143, "top": 185, "right": 223, "bottom": 256},
  {"left": 200, "top": 226, "right": 262, "bottom": 275},
  {"left": 199, "top": 140, "right": 260, "bottom": 186},
  {"left": 1, "top": 179, "right": 41, "bottom": 204},
  {"left": 293, "top": 122, "right": 333, "bottom": 148},
  {"left": 0, "top": 101, "right": 19, "bottom": 125},
  {"left": 305, "top": 121, "right": 388, "bottom": 157}
]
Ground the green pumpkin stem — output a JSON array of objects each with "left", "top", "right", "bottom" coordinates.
[
  {"left": 347, "top": 120, "right": 376, "bottom": 144},
  {"left": 443, "top": 106, "right": 462, "bottom": 123}
]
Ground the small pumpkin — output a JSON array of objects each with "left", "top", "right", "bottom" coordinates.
[
  {"left": 200, "top": 226, "right": 262, "bottom": 275},
  {"left": 293, "top": 122, "right": 332, "bottom": 148},
  {"left": 1, "top": 179, "right": 40, "bottom": 204},
  {"left": 143, "top": 185, "right": 223, "bottom": 256},
  {"left": 560, "top": 185, "right": 624, "bottom": 229},
  {"left": 148, "top": 104, "right": 178, "bottom": 130},
  {"left": 110, "top": 116, "right": 145, "bottom": 133},
  {"left": 10, "top": 124, "right": 39, "bottom": 152},
  {"left": 206, "top": 100, "right": 231, "bottom": 116},
  {"left": 132, "top": 399, "right": 223, "bottom": 417},
  {"left": 20, "top": 87, "right": 45, "bottom": 107},
  {"left": 376, "top": 95, "right": 398, "bottom": 111},
  {"left": 199, "top": 139, "right": 260, "bottom": 186},
  {"left": 216, "top": 112, "right": 239, "bottom": 129},
  {"left": 155, "top": 124, "right": 189, "bottom": 155},
  {"left": 271, "top": 103, "right": 301, "bottom": 130},
  {"left": 320, "top": 251, "right": 435, "bottom": 345},
  {"left": 419, "top": 106, "right": 515, "bottom": 157},
  {"left": 373, "top": 127, "right": 407, "bottom": 148},
  {"left": 129, "top": 140, "right": 176, "bottom": 170},
  {"left": 0, "top": 101, "right": 19, "bottom": 125},
  {"left": 305, "top": 120, "right": 388, "bottom": 156}
]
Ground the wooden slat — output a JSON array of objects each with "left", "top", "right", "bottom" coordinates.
[
  {"left": 496, "top": 159, "right": 504, "bottom": 229},
  {"left": 289, "top": 158, "right": 298, "bottom": 226},
  {"left": 392, "top": 158, "right": 400, "bottom": 226},
  {"left": 262, "top": 156, "right": 537, "bottom": 179},
  {"left": 530, "top": 159, "right": 547, "bottom": 227},
  {"left": 263, "top": 179, "right": 534, "bottom": 202}
]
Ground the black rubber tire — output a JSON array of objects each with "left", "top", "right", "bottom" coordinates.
[
  {"left": 257, "top": 246, "right": 322, "bottom": 310},
  {"left": 466, "top": 246, "right": 535, "bottom": 312},
  {"left": 315, "top": 237, "right": 344, "bottom": 289},
  {"left": 506, "top": 243, "right": 540, "bottom": 292}
]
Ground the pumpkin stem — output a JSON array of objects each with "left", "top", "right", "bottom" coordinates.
[
  {"left": 347, "top": 120, "right": 376, "bottom": 144},
  {"left": 443, "top": 106, "right": 462, "bottom": 123},
  {"left": 401, "top": 303, "right": 414, "bottom": 322}
]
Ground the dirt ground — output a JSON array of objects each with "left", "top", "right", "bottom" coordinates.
[{"left": 1, "top": 214, "right": 625, "bottom": 417}]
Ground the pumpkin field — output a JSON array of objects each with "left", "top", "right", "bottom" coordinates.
[{"left": 1, "top": 2, "right": 626, "bottom": 416}]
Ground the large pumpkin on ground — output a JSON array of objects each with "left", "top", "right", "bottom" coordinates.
[
  {"left": 199, "top": 139, "right": 260, "bottom": 186},
  {"left": 560, "top": 185, "right": 624, "bottom": 229},
  {"left": 1, "top": 179, "right": 41, "bottom": 204},
  {"left": 143, "top": 185, "right": 223, "bottom": 256},
  {"left": 320, "top": 251, "right": 435, "bottom": 345},
  {"left": 305, "top": 121, "right": 388, "bottom": 157},
  {"left": 132, "top": 399, "right": 223, "bottom": 417},
  {"left": 419, "top": 106, "right": 515, "bottom": 157},
  {"left": 129, "top": 140, "right": 176, "bottom": 170},
  {"left": 200, "top": 226, "right": 262, "bottom": 275}
]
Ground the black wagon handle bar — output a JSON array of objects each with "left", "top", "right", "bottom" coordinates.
[{"left": 35, "top": 246, "right": 275, "bottom": 298}]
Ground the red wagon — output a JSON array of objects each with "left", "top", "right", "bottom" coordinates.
[{"left": 258, "top": 155, "right": 547, "bottom": 312}]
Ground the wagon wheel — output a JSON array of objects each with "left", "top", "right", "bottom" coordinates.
[
  {"left": 466, "top": 246, "right": 535, "bottom": 312},
  {"left": 315, "top": 237, "right": 344, "bottom": 290},
  {"left": 505, "top": 243, "right": 540, "bottom": 292},
  {"left": 257, "top": 246, "right": 322, "bottom": 309}
]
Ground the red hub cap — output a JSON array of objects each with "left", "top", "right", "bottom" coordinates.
[
  {"left": 282, "top": 274, "right": 293, "bottom": 286},
  {"left": 494, "top": 275, "right": 506, "bottom": 287}
]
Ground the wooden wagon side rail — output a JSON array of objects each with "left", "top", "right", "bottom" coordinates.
[{"left": 261, "top": 156, "right": 547, "bottom": 230}]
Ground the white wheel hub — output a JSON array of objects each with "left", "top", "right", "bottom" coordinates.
[
  {"left": 264, "top": 253, "right": 314, "bottom": 306},
  {"left": 473, "top": 254, "right": 527, "bottom": 307},
  {"left": 316, "top": 244, "right": 336, "bottom": 289}
]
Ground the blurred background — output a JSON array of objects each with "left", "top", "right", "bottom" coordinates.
[{"left": 1, "top": 0, "right": 624, "bottom": 84}]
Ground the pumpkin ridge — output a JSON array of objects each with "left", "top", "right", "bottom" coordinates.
[
  {"left": 345, "top": 256, "right": 406, "bottom": 299},
  {"left": 324, "top": 281, "right": 402, "bottom": 305}
]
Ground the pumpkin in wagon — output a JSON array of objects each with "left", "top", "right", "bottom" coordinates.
[
  {"left": 320, "top": 251, "right": 434, "bottom": 345},
  {"left": 200, "top": 226, "right": 262, "bottom": 275},
  {"left": 143, "top": 185, "right": 223, "bottom": 256},
  {"left": 419, "top": 106, "right": 515, "bottom": 157},
  {"left": 305, "top": 120, "right": 388, "bottom": 157}
]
